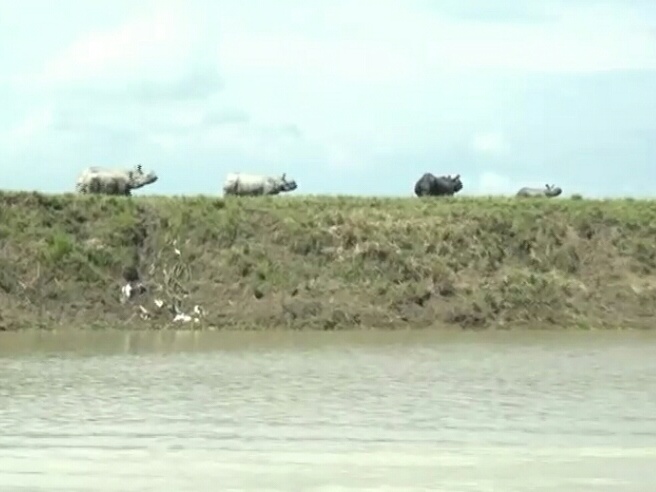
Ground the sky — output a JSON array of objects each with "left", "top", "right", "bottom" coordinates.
[{"left": 1, "top": 0, "right": 655, "bottom": 197}]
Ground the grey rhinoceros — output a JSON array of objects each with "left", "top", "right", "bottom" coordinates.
[
  {"left": 516, "top": 184, "right": 562, "bottom": 198},
  {"left": 75, "top": 164, "right": 158, "bottom": 196},
  {"left": 222, "top": 172, "right": 298, "bottom": 196},
  {"left": 414, "top": 173, "right": 463, "bottom": 197}
]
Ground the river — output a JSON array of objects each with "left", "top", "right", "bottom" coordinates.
[{"left": 1, "top": 329, "right": 655, "bottom": 491}]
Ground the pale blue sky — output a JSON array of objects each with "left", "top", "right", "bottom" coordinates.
[{"left": 1, "top": 0, "right": 655, "bottom": 197}]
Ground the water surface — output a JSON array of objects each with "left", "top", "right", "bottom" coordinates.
[{"left": 1, "top": 329, "right": 655, "bottom": 491}]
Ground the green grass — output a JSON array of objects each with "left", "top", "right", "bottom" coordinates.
[{"left": 1, "top": 190, "right": 656, "bottom": 331}]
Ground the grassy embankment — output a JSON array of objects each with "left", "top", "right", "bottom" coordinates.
[{"left": 1, "top": 190, "right": 656, "bottom": 331}]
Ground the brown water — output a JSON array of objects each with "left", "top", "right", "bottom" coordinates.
[{"left": 1, "top": 330, "right": 655, "bottom": 491}]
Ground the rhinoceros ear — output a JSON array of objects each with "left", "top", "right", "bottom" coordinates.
[{"left": 282, "top": 172, "right": 286, "bottom": 181}]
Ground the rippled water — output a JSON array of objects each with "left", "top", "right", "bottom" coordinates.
[{"left": 1, "top": 330, "right": 655, "bottom": 491}]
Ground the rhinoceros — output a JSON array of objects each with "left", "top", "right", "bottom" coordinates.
[
  {"left": 222, "top": 172, "right": 298, "bottom": 197},
  {"left": 414, "top": 173, "right": 463, "bottom": 197},
  {"left": 516, "top": 183, "right": 562, "bottom": 198},
  {"left": 75, "top": 164, "right": 158, "bottom": 196}
]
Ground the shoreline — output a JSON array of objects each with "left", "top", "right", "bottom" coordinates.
[{"left": 2, "top": 327, "right": 656, "bottom": 358}]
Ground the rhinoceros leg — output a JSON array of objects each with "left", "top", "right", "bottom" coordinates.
[{"left": 89, "top": 177, "right": 102, "bottom": 194}]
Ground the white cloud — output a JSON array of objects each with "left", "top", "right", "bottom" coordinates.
[
  {"left": 476, "top": 171, "right": 515, "bottom": 195},
  {"left": 472, "top": 132, "right": 509, "bottom": 155},
  {"left": 324, "top": 145, "right": 367, "bottom": 169},
  {"left": 217, "top": 1, "right": 656, "bottom": 83},
  {"left": 15, "top": 4, "right": 201, "bottom": 90},
  {"left": 1, "top": 107, "right": 54, "bottom": 147},
  {"left": 208, "top": 0, "right": 656, "bottom": 162},
  {"left": 17, "top": 0, "right": 650, "bottom": 95}
]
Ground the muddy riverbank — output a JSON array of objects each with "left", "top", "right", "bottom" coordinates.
[{"left": 2, "top": 191, "right": 656, "bottom": 330}]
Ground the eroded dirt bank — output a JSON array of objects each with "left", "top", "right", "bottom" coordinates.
[{"left": 1, "top": 191, "right": 655, "bottom": 331}]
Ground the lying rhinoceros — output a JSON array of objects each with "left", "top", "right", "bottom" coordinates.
[{"left": 516, "top": 183, "right": 562, "bottom": 198}]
